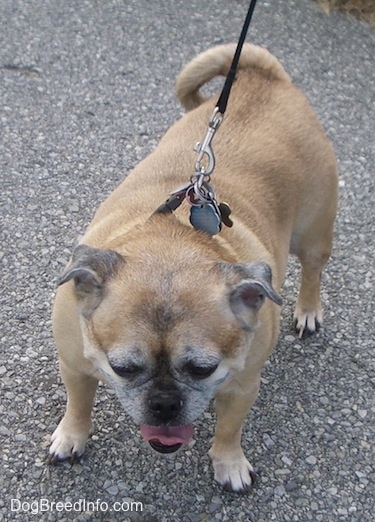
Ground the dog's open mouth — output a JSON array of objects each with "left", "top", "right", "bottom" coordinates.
[
  {"left": 140, "top": 424, "right": 194, "bottom": 454},
  {"left": 148, "top": 440, "right": 182, "bottom": 454}
]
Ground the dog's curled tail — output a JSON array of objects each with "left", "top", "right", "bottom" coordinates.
[{"left": 176, "top": 43, "right": 291, "bottom": 111}]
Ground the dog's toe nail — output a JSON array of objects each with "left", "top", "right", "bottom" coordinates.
[
  {"left": 221, "top": 469, "right": 257, "bottom": 495},
  {"left": 237, "top": 483, "right": 253, "bottom": 495},
  {"left": 249, "top": 469, "right": 259, "bottom": 485},
  {"left": 70, "top": 451, "right": 81, "bottom": 465},
  {"left": 48, "top": 454, "right": 58, "bottom": 465},
  {"left": 293, "top": 316, "right": 321, "bottom": 339},
  {"left": 222, "top": 481, "right": 234, "bottom": 493}
]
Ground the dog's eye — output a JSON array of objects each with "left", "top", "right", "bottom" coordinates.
[
  {"left": 184, "top": 362, "right": 218, "bottom": 379},
  {"left": 110, "top": 363, "right": 144, "bottom": 378}
]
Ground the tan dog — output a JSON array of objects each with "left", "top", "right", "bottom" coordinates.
[{"left": 50, "top": 44, "right": 338, "bottom": 493}]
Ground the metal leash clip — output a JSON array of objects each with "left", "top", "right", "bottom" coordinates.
[
  {"left": 157, "top": 107, "right": 232, "bottom": 235},
  {"left": 188, "top": 107, "right": 233, "bottom": 235},
  {"left": 192, "top": 107, "right": 223, "bottom": 183}
]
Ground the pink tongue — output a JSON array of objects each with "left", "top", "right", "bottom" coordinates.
[{"left": 140, "top": 424, "right": 194, "bottom": 446}]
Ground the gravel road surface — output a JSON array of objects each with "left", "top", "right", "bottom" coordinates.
[{"left": 1, "top": 0, "right": 374, "bottom": 520}]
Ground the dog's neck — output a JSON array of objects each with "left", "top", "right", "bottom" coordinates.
[{"left": 99, "top": 213, "right": 238, "bottom": 265}]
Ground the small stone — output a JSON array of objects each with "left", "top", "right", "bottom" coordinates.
[
  {"left": 0, "top": 366, "right": 7, "bottom": 376},
  {"left": 285, "top": 480, "right": 299, "bottom": 492},
  {"left": 281, "top": 456, "right": 293, "bottom": 467},
  {"left": 106, "top": 484, "right": 119, "bottom": 495},
  {"left": 306, "top": 456, "right": 317, "bottom": 465},
  {"left": 25, "top": 347, "right": 38, "bottom": 358},
  {"left": 262, "top": 433, "right": 275, "bottom": 449},
  {"left": 135, "top": 482, "right": 144, "bottom": 493},
  {"left": 209, "top": 501, "right": 221, "bottom": 514},
  {"left": 33, "top": 468, "right": 43, "bottom": 479},
  {"left": 358, "top": 410, "right": 367, "bottom": 419},
  {"left": 68, "top": 201, "right": 80, "bottom": 212},
  {"left": 274, "top": 485, "right": 286, "bottom": 496},
  {"left": 275, "top": 468, "right": 290, "bottom": 475}
]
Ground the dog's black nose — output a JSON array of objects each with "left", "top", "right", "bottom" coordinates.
[{"left": 148, "top": 391, "right": 183, "bottom": 422}]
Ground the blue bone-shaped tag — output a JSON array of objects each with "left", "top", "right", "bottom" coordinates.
[{"left": 190, "top": 204, "right": 222, "bottom": 235}]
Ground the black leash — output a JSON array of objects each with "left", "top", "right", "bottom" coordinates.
[
  {"left": 155, "top": 0, "right": 258, "bottom": 235},
  {"left": 216, "top": 0, "right": 258, "bottom": 116}
]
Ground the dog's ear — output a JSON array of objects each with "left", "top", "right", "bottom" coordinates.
[
  {"left": 219, "top": 262, "right": 282, "bottom": 329},
  {"left": 58, "top": 245, "right": 124, "bottom": 317}
]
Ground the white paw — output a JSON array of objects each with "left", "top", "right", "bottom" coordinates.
[
  {"left": 293, "top": 306, "right": 322, "bottom": 338},
  {"left": 209, "top": 450, "right": 257, "bottom": 494},
  {"left": 49, "top": 419, "right": 91, "bottom": 463}
]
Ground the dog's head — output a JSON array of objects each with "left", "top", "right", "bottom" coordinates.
[{"left": 58, "top": 233, "right": 282, "bottom": 453}]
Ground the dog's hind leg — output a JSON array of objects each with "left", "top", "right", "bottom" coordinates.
[{"left": 291, "top": 207, "right": 336, "bottom": 338}]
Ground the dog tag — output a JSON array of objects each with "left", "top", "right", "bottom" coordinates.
[
  {"left": 190, "top": 203, "right": 222, "bottom": 235},
  {"left": 218, "top": 202, "right": 233, "bottom": 228}
]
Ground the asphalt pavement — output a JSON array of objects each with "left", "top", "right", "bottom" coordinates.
[{"left": 0, "top": 0, "right": 374, "bottom": 520}]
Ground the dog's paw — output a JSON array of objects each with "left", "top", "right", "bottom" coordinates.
[
  {"left": 49, "top": 420, "right": 91, "bottom": 464},
  {"left": 209, "top": 450, "right": 257, "bottom": 494},
  {"left": 293, "top": 306, "right": 322, "bottom": 339}
]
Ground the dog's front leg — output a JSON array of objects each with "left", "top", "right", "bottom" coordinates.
[
  {"left": 49, "top": 360, "right": 98, "bottom": 463},
  {"left": 209, "top": 376, "right": 260, "bottom": 494}
]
